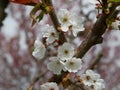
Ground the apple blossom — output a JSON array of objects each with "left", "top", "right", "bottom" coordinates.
[
  {"left": 64, "top": 57, "right": 82, "bottom": 73},
  {"left": 57, "top": 42, "right": 74, "bottom": 61},
  {"left": 81, "top": 69, "right": 105, "bottom": 90},
  {"left": 91, "top": 79, "right": 105, "bottom": 90},
  {"left": 57, "top": 9, "right": 85, "bottom": 36},
  {"left": 42, "top": 24, "right": 59, "bottom": 45},
  {"left": 47, "top": 57, "right": 64, "bottom": 75}
]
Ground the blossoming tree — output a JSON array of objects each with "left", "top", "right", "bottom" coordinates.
[{"left": 0, "top": 0, "right": 120, "bottom": 90}]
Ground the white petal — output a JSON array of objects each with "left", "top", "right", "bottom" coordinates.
[
  {"left": 42, "top": 24, "right": 59, "bottom": 45},
  {"left": 58, "top": 42, "right": 74, "bottom": 61},
  {"left": 32, "top": 40, "right": 46, "bottom": 60},
  {"left": 65, "top": 57, "right": 82, "bottom": 72},
  {"left": 47, "top": 57, "right": 64, "bottom": 75},
  {"left": 72, "top": 25, "right": 85, "bottom": 37}
]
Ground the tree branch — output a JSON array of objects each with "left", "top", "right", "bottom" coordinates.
[{"left": 75, "top": 5, "right": 118, "bottom": 58}]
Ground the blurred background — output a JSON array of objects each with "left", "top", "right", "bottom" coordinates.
[{"left": 0, "top": 0, "right": 120, "bottom": 90}]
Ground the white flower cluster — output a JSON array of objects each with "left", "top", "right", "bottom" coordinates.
[
  {"left": 32, "top": 24, "right": 59, "bottom": 60},
  {"left": 32, "top": 9, "right": 85, "bottom": 60},
  {"left": 40, "top": 82, "right": 59, "bottom": 90},
  {"left": 31, "top": 7, "right": 106, "bottom": 90},
  {"left": 81, "top": 70, "right": 105, "bottom": 90},
  {"left": 58, "top": 9, "right": 85, "bottom": 37},
  {"left": 47, "top": 42, "right": 82, "bottom": 74}
]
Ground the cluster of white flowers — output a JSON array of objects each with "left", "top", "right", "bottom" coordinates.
[
  {"left": 32, "top": 9, "right": 85, "bottom": 60},
  {"left": 31, "top": 7, "right": 105, "bottom": 90},
  {"left": 40, "top": 82, "right": 59, "bottom": 90},
  {"left": 57, "top": 9, "right": 85, "bottom": 37},
  {"left": 81, "top": 70, "right": 105, "bottom": 90},
  {"left": 32, "top": 24, "right": 59, "bottom": 60},
  {"left": 47, "top": 42, "right": 82, "bottom": 74}
]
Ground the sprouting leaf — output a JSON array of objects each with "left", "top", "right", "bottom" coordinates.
[
  {"left": 30, "top": 3, "right": 42, "bottom": 26},
  {"left": 36, "top": 11, "right": 44, "bottom": 22}
]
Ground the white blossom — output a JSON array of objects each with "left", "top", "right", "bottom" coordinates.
[
  {"left": 81, "top": 70, "right": 101, "bottom": 86},
  {"left": 47, "top": 57, "right": 65, "bottom": 75},
  {"left": 57, "top": 9, "right": 85, "bottom": 36},
  {"left": 65, "top": 57, "right": 82, "bottom": 72},
  {"left": 91, "top": 79, "right": 105, "bottom": 90},
  {"left": 81, "top": 69, "right": 105, "bottom": 90},
  {"left": 42, "top": 24, "right": 59, "bottom": 45},
  {"left": 57, "top": 42, "right": 74, "bottom": 61},
  {"left": 69, "top": 16, "right": 85, "bottom": 36},
  {"left": 57, "top": 9, "right": 72, "bottom": 32},
  {"left": 32, "top": 39, "right": 46, "bottom": 60},
  {"left": 40, "top": 82, "right": 59, "bottom": 90}
]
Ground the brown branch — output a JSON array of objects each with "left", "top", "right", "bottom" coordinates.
[
  {"left": 0, "top": 0, "right": 9, "bottom": 29},
  {"left": 75, "top": 5, "right": 118, "bottom": 58}
]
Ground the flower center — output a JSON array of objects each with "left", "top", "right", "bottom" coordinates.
[
  {"left": 63, "top": 17, "right": 68, "bottom": 23},
  {"left": 69, "top": 61, "right": 74, "bottom": 65},
  {"left": 86, "top": 75, "right": 91, "bottom": 81},
  {"left": 51, "top": 32, "right": 55, "bottom": 37},
  {"left": 94, "top": 80, "right": 96, "bottom": 83},
  {"left": 90, "top": 85, "right": 94, "bottom": 89},
  {"left": 64, "top": 49, "right": 69, "bottom": 54}
]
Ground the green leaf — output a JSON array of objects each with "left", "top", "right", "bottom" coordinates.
[
  {"left": 36, "top": 11, "right": 44, "bottom": 22},
  {"left": 109, "top": 0, "right": 120, "bottom": 2}
]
